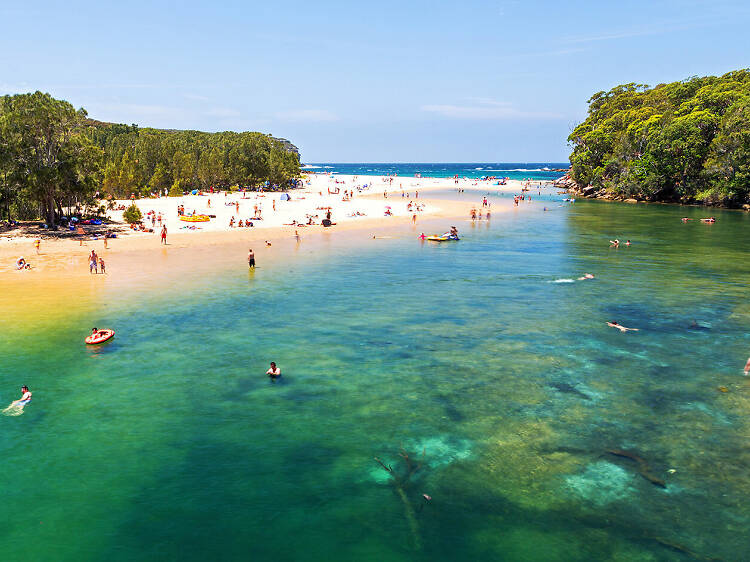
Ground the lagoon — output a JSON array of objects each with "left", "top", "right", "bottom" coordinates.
[{"left": 1, "top": 195, "right": 749, "bottom": 561}]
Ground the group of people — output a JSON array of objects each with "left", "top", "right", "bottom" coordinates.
[
  {"left": 229, "top": 217, "right": 257, "bottom": 228},
  {"left": 470, "top": 207, "right": 491, "bottom": 220},
  {"left": 609, "top": 239, "right": 632, "bottom": 247},
  {"left": 88, "top": 250, "right": 105, "bottom": 274},
  {"left": 16, "top": 256, "right": 31, "bottom": 270}
]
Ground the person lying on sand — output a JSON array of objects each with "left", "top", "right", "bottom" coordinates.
[{"left": 607, "top": 321, "right": 639, "bottom": 333}]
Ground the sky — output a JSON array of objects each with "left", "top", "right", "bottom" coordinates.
[{"left": 1, "top": 0, "right": 748, "bottom": 162}]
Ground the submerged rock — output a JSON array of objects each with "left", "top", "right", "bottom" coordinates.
[{"left": 564, "top": 461, "right": 637, "bottom": 506}]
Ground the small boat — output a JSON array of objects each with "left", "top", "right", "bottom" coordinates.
[
  {"left": 179, "top": 215, "right": 210, "bottom": 223},
  {"left": 427, "top": 234, "right": 460, "bottom": 242},
  {"left": 85, "top": 329, "right": 115, "bottom": 345}
]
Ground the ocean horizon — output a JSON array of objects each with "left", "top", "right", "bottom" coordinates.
[{"left": 303, "top": 162, "right": 569, "bottom": 181}]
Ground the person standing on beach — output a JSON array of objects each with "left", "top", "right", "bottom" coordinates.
[
  {"left": 248, "top": 248, "right": 255, "bottom": 268},
  {"left": 34, "top": 239, "right": 40, "bottom": 254},
  {"left": 161, "top": 225, "right": 167, "bottom": 245},
  {"left": 89, "top": 250, "right": 98, "bottom": 274}
]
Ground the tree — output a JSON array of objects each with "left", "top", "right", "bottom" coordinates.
[
  {"left": 568, "top": 69, "right": 750, "bottom": 206},
  {"left": 0, "top": 92, "right": 102, "bottom": 227},
  {"left": 122, "top": 203, "right": 142, "bottom": 224}
]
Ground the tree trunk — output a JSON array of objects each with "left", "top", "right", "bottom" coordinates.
[{"left": 45, "top": 192, "right": 57, "bottom": 229}]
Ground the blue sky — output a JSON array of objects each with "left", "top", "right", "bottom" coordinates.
[{"left": 1, "top": 0, "right": 748, "bottom": 162}]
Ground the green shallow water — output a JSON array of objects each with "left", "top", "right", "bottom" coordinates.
[{"left": 2, "top": 198, "right": 750, "bottom": 561}]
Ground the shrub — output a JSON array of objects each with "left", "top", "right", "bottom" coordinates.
[
  {"left": 123, "top": 204, "right": 142, "bottom": 224},
  {"left": 169, "top": 180, "right": 185, "bottom": 197}
]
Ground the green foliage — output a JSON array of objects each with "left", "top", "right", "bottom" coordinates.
[
  {"left": 169, "top": 179, "right": 185, "bottom": 197},
  {"left": 568, "top": 69, "right": 750, "bottom": 206},
  {"left": 89, "top": 124, "right": 301, "bottom": 199},
  {"left": 0, "top": 91, "right": 103, "bottom": 226},
  {"left": 0, "top": 91, "right": 301, "bottom": 225},
  {"left": 122, "top": 203, "right": 142, "bottom": 224}
]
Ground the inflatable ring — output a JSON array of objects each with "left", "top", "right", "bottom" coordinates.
[{"left": 86, "top": 329, "right": 115, "bottom": 345}]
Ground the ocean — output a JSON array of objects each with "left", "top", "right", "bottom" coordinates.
[{"left": 303, "top": 162, "right": 569, "bottom": 182}]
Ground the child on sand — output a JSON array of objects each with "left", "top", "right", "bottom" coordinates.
[{"left": 99, "top": 257, "right": 106, "bottom": 274}]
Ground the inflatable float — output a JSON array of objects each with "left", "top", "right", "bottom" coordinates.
[
  {"left": 86, "top": 329, "right": 115, "bottom": 345},
  {"left": 179, "top": 215, "right": 210, "bottom": 223},
  {"left": 427, "top": 235, "right": 460, "bottom": 242}
]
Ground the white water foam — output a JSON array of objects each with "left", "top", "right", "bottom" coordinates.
[{"left": 2, "top": 404, "right": 24, "bottom": 416}]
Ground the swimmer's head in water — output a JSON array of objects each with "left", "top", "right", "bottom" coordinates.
[
  {"left": 270, "top": 362, "right": 276, "bottom": 368},
  {"left": 21, "top": 385, "right": 28, "bottom": 392}
]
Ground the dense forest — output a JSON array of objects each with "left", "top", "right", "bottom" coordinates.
[
  {"left": 0, "top": 91, "right": 301, "bottom": 227},
  {"left": 568, "top": 69, "right": 750, "bottom": 207}
]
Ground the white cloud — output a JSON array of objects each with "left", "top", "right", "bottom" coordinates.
[
  {"left": 274, "top": 109, "right": 339, "bottom": 123},
  {"left": 421, "top": 99, "right": 561, "bottom": 120}
]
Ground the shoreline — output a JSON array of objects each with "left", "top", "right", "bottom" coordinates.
[
  {"left": 0, "top": 175, "right": 542, "bottom": 279},
  {"left": 0, "top": 174, "right": 549, "bottom": 318}
]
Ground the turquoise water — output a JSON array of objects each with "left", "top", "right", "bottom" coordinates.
[
  {"left": 2, "top": 198, "right": 750, "bottom": 561},
  {"left": 304, "top": 162, "right": 568, "bottom": 182}
]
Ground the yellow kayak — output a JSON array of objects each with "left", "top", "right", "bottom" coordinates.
[{"left": 179, "top": 215, "right": 210, "bottom": 222}]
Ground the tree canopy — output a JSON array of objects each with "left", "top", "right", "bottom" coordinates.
[
  {"left": 90, "top": 123, "right": 301, "bottom": 199},
  {"left": 0, "top": 92, "right": 301, "bottom": 227},
  {"left": 568, "top": 69, "right": 750, "bottom": 206}
]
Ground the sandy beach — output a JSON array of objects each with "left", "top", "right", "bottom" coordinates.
[{"left": 0, "top": 175, "right": 544, "bottom": 285}]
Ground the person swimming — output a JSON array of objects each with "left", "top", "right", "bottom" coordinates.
[
  {"left": 607, "top": 321, "right": 639, "bottom": 333},
  {"left": 10, "top": 385, "right": 32, "bottom": 408},
  {"left": 577, "top": 273, "right": 595, "bottom": 280},
  {"left": 266, "top": 362, "right": 281, "bottom": 379}
]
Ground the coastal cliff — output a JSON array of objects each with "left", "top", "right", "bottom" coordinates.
[{"left": 554, "top": 173, "right": 750, "bottom": 210}]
